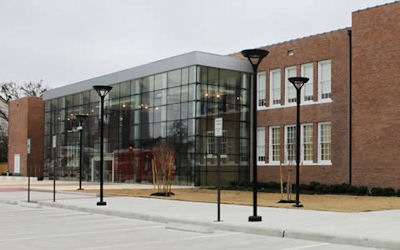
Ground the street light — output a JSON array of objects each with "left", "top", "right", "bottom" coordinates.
[
  {"left": 241, "top": 48, "right": 269, "bottom": 222},
  {"left": 75, "top": 114, "right": 88, "bottom": 190},
  {"left": 93, "top": 85, "right": 112, "bottom": 206},
  {"left": 288, "top": 77, "right": 309, "bottom": 208}
]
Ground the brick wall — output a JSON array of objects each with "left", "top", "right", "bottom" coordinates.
[
  {"left": 232, "top": 28, "right": 351, "bottom": 185},
  {"left": 8, "top": 97, "right": 44, "bottom": 177},
  {"left": 230, "top": 2, "right": 400, "bottom": 190},
  {"left": 352, "top": 2, "right": 400, "bottom": 189}
]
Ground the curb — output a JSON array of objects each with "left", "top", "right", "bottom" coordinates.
[
  {"left": 18, "top": 201, "right": 41, "bottom": 208},
  {"left": 23, "top": 188, "right": 99, "bottom": 197},
  {"left": 0, "top": 199, "right": 18, "bottom": 205},
  {"left": 36, "top": 200, "right": 400, "bottom": 249},
  {"left": 285, "top": 229, "right": 400, "bottom": 250},
  {"left": 37, "top": 201, "right": 284, "bottom": 238}
]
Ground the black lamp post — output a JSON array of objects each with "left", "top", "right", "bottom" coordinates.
[
  {"left": 76, "top": 114, "right": 88, "bottom": 190},
  {"left": 241, "top": 48, "right": 269, "bottom": 222},
  {"left": 288, "top": 77, "right": 309, "bottom": 208},
  {"left": 93, "top": 85, "right": 112, "bottom": 206}
]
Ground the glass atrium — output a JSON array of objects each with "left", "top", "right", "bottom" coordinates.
[{"left": 44, "top": 53, "right": 251, "bottom": 186}]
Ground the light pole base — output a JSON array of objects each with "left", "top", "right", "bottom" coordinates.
[
  {"left": 77, "top": 188, "right": 84, "bottom": 190},
  {"left": 248, "top": 215, "right": 262, "bottom": 222},
  {"left": 97, "top": 201, "right": 107, "bottom": 206},
  {"left": 293, "top": 204, "right": 303, "bottom": 208}
]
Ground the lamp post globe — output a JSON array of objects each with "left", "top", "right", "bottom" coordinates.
[
  {"left": 93, "top": 85, "right": 112, "bottom": 206},
  {"left": 288, "top": 77, "right": 309, "bottom": 208},
  {"left": 241, "top": 48, "right": 269, "bottom": 222}
]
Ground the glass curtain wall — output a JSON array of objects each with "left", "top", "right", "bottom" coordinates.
[{"left": 44, "top": 66, "right": 250, "bottom": 186}]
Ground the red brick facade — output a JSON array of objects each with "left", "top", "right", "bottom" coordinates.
[
  {"left": 352, "top": 3, "right": 400, "bottom": 189},
  {"left": 8, "top": 97, "right": 44, "bottom": 177},
  {"left": 231, "top": 2, "right": 400, "bottom": 189}
]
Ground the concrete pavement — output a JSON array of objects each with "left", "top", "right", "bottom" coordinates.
[
  {"left": 0, "top": 179, "right": 399, "bottom": 249},
  {"left": 0, "top": 202, "right": 376, "bottom": 250}
]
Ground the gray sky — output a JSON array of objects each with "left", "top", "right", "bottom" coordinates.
[{"left": 0, "top": 0, "right": 395, "bottom": 89}]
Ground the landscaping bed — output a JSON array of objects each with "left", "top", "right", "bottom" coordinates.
[{"left": 80, "top": 187, "right": 400, "bottom": 212}]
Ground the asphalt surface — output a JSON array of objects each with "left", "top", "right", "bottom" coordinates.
[
  {"left": 0, "top": 202, "right": 377, "bottom": 250},
  {"left": 1, "top": 179, "right": 399, "bottom": 249}
]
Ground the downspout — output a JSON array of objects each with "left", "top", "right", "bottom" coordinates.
[{"left": 347, "top": 29, "right": 352, "bottom": 185}]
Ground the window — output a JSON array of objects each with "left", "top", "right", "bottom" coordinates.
[
  {"left": 285, "top": 66, "right": 297, "bottom": 104},
  {"left": 301, "top": 63, "right": 313, "bottom": 102},
  {"left": 207, "top": 131, "right": 215, "bottom": 155},
  {"left": 221, "top": 131, "right": 227, "bottom": 155},
  {"left": 269, "top": 69, "right": 281, "bottom": 106},
  {"left": 301, "top": 124, "right": 313, "bottom": 162},
  {"left": 269, "top": 126, "right": 280, "bottom": 163},
  {"left": 257, "top": 72, "right": 266, "bottom": 107},
  {"left": 318, "top": 122, "right": 331, "bottom": 162},
  {"left": 257, "top": 127, "right": 265, "bottom": 162},
  {"left": 206, "top": 131, "right": 227, "bottom": 155},
  {"left": 285, "top": 125, "right": 296, "bottom": 163},
  {"left": 318, "top": 60, "right": 331, "bottom": 100}
]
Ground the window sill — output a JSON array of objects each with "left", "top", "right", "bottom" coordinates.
[
  {"left": 206, "top": 154, "right": 228, "bottom": 159},
  {"left": 257, "top": 99, "right": 333, "bottom": 111},
  {"left": 258, "top": 162, "right": 332, "bottom": 166}
]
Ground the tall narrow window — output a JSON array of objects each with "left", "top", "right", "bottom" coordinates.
[
  {"left": 269, "top": 69, "right": 281, "bottom": 106},
  {"left": 221, "top": 131, "right": 228, "bottom": 155},
  {"left": 207, "top": 130, "right": 227, "bottom": 155},
  {"left": 318, "top": 122, "right": 331, "bottom": 162},
  {"left": 301, "top": 63, "right": 313, "bottom": 102},
  {"left": 318, "top": 60, "right": 331, "bottom": 100},
  {"left": 269, "top": 126, "right": 280, "bottom": 163},
  {"left": 257, "top": 127, "right": 265, "bottom": 162},
  {"left": 207, "top": 131, "right": 215, "bottom": 155},
  {"left": 285, "top": 125, "right": 296, "bottom": 163},
  {"left": 257, "top": 72, "right": 266, "bottom": 107},
  {"left": 302, "top": 124, "right": 313, "bottom": 162},
  {"left": 285, "top": 66, "right": 297, "bottom": 104}
]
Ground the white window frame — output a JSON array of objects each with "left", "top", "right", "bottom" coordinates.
[
  {"left": 269, "top": 126, "right": 281, "bottom": 164},
  {"left": 257, "top": 127, "right": 266, "bottom": 163},
  {"left": 318, "top": 122, "right": 332, "bottom": 164},
  {"left": 318, "top": 60, "right": 332, "bottom": 101},
  {"left": 206, "top": 131, "right": 215, "bottom": 156},
  {"left": 206, "top": 130, "right": 228, "bottom": 158},
  {"left": 301, "top": 63, "right": 314, "bottom": 103},
  {"left": 284, "top": 124, "right": 296, "bottom": 164},
  {"left": 301, "top": 123, "right": 313, "bottom": 164},
  {"left": 269, "top": 69, "right": 281, "bottom": 107},
  {"left": 257, "top": 72, "right": 266, "bottom": 108},
  {"left": 285, "top": 66, "right": 297, "bottom": 105}
]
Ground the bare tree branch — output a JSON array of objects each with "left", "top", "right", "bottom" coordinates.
[
  {"left": 0, "top": 82, "right": 20, "bottom": 102},
  {"left": 0, "top": 110, "right": 8, "bottom": 122},
  {"left": 20, "top": 80, "right": 47, "bottom": 97},
  {"left": 0, "top": 80, "right": 48, "bottom": 121}
]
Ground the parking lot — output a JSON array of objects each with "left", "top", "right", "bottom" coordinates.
[{"left": 0, "top": 202, "right": 377, "bottom": 250}]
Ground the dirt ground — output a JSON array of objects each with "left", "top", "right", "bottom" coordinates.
[{"left": 79, "top": 188, "right": 400, "bottom": 212}]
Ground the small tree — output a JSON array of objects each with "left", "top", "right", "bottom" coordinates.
[{"left": 151, "top": 140, "right": 175, "bottom": 196}]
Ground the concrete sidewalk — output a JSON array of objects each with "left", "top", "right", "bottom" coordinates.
[{"left": 1, "top": 187, "right": 399, "bottom": 250}]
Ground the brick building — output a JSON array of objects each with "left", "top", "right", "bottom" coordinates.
[
  {"left": 231, "top": 2, "right": 400, "bottom": 189},
  {"left": 12, "top": 2, "right": 398, "bottom": 188},
  {"left": 8, "top": 97, "right": 44, "bottom": 177}
]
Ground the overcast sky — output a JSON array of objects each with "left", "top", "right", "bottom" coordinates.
[{"left": 0, "top": 0, "right": 394, "bottom": 89}]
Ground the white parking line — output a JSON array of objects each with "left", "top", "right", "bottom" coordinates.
[
  {"left": 0, "top": 225, "right": 163, "bottom": 242},
  {"left": 281, "top": 243, "right": 331, "bottom": 250},
  {"left": 76, "top": 232, "right": 240, "bottom": 250}
]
